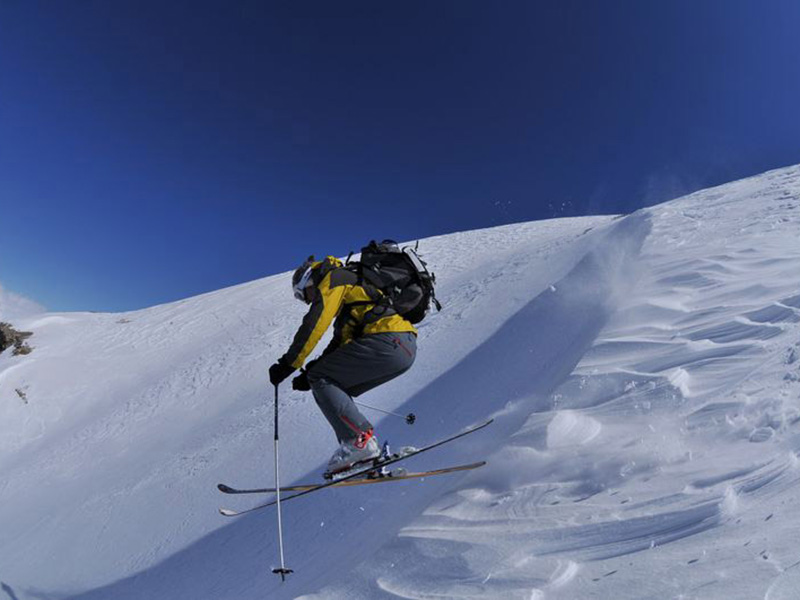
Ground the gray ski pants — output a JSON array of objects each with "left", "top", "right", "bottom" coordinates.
[{"left": 307, "top": 332, "right": 417, "bottom": 443}]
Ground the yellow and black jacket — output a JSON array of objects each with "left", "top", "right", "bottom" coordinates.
[{"left": 281, "top": 256, "right": 417, "bottom": 369}]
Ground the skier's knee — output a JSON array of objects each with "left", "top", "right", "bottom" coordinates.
[
  {"left": 306, "top": 367, "right": 324, "bottom": 387},
  {"left": 308, "top": 373, "right": 340, "bottom": 393}
]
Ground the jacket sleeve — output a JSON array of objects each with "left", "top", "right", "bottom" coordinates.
[{"left": 281, "top": 273, "right": 347, "bottom": 369}]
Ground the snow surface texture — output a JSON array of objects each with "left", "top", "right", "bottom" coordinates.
[{"left": 2, "top": 165, "right": 800, "bottom": 599}]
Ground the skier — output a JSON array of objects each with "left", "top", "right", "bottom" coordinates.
[{"left": 269, "top": 255, "right": 418, "bottom": 475}]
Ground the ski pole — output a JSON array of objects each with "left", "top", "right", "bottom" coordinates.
[
  {"left": 271, "top": 384, "right": 293, "bottom": 582},
  {"left": 353, "top": 400, "right": 416, "bottom": 425}
]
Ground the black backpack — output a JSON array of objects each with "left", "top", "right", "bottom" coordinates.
[{"left": 347, "top": 239, "right": 441, "bottom": 324}]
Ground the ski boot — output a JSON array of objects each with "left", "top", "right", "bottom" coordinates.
[{"left": 324, "top": 430, "right": 381, "bottom": 479}]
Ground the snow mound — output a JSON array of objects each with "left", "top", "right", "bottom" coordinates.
[{"left": 547, "top": 410, "right": 602, "bottom": 448}]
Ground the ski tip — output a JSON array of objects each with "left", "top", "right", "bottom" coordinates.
[
  {"left": 219, "top": 508, "right": 239, "bottom": 517},
  {"left": 470, "top": 418, "right": 494, "bottom": 429},
  {"left": 218, "top": 484, "right": 235, "bottom": 493}
]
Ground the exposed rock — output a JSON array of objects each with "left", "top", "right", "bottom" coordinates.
[
  {"left": 0, "top": 322, "right": 33, "bottom": 356},
  {"left": 15, "top": 388, "right": 28, "bottom": 404}
]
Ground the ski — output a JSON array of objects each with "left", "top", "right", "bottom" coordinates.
[
  {"left": 218, "top": 461, "right": 486, "bottom": 494},
  {"left": 218, "top": 418, "right": 493, "bottom": 517}
]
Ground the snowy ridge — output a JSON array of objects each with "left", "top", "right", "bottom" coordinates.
[
  {"left": 2, "top": 165, "right": 800, "bottom": 599},
  {"left": 306, "top": 166, "right": 800, "bottom": 600}
]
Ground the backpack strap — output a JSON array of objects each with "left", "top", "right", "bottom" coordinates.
[{"left": 340, "top": 265, "right": 394, "bottom": 337}]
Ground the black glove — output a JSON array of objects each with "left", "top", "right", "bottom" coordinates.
[
  {"left": 292, "top": 371, "right": 310, "bottom": 392},
  {"left": 269, "top": 359, "right": 294, "bottom": 386},
  {"left": 291, "top": 358, "right": 318, "bottom": 392}
]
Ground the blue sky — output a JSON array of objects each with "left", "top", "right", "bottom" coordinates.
[{"left": 2, "top": 1, "right": 800, "bottom": 313}]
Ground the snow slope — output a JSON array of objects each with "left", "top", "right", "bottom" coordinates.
[{"left": 2, "top": 164, "right": 800, "bottom": 599}]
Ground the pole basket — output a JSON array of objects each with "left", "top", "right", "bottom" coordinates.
[{"left": 272, "top": 567, "right": 294, "bottom": 581}]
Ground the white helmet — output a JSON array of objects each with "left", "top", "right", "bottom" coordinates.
[{"left": 291, "top": 256, "right": 316, "bottom": 303}]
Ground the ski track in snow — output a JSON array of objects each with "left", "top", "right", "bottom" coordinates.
[{"left": 2, "top": 165, "right": 800, "bottom": 599}]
